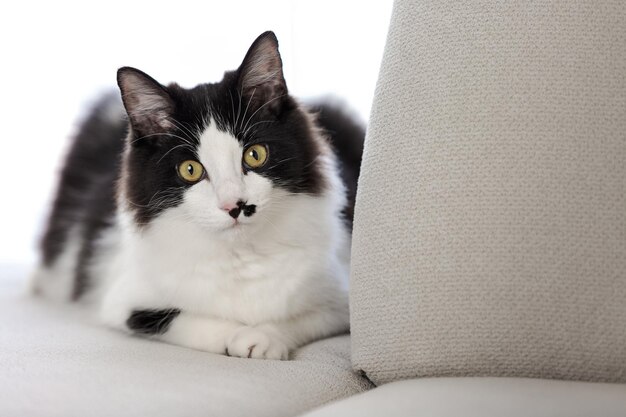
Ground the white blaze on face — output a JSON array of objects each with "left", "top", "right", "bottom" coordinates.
[
  {"left": 180, "top": 118, "right": 274, "bottom": 231},
  {"left": 199, "top": 121, "right": 245, "bottom": 208}
]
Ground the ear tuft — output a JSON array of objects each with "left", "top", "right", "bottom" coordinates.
[
  {"left": 238, "top": 31, "right": 287, "bottom": 115},
  {"left": 117, "top": 67, "right": 174, "bottom": 136}
]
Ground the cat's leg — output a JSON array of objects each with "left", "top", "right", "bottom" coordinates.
[
  {"left": 106, "top": 304, "right": 346, "bottom": 360},
  {"left": 100, "top": 275, "right": 346, "bottom": 360},
  {"left": 127, "top": 310, "right": 290, "bottom": 359},
  {"left": 154, "top": 312, "right": 243, "bottom": 355},
  {"left": 126, "top": 303, "right": 349, "bottom": 360},
  {"left": 100, "top": 277, "right": 242, "bottom": 355},
  {"left": 227, "top": 303, "right": 350, "bottom": 360},
  {"left": 160, "top": 308, "right": 348, "bottom": 360},
  {"left": 104, "top": 300, "right": 290, "bottom": 358}
]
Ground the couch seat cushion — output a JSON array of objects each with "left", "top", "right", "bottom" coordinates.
[
  {"left": 0, "top": 270, "right": 371, "bottom": 417},
  {"left": 303, "top": 377, "right": 626, "bottom": 417}
]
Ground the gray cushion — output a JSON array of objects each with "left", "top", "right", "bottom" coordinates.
[
  {"left": 303, "top": 377, "right": 626, "bottom": 417},
  {"left": 0, "top": 270, "right": 371, "bottom": 417},
  {"left": 350, "top": 0, "right": 626, "bottom": 384}
]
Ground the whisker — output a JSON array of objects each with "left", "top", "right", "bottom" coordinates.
[
  {"left": 167, "top": 118, "right": 199, "bottom": 144},
  {"left": 157, "top": 144, "right": 195, "bottom": 164},
  {"left": 228, "top": 90, "right": 237, "bottom": 136},
  {"left": 239, "top": 93, "right": 287, "bottom": 134},
  {"left": 240, "top": 88, "right": 256, "bottom": 132},
  {"left": 235, "top": 89, "right": 243, "bottom": 132},
  {"left": 263, "top": 156, "right": 297, "bottom": 171},
  {"left": 242, "top": 120, "right": 274, "bottom": 138},
  {"left": 131, "top": 132, "right": 193, "bottom": 145}
]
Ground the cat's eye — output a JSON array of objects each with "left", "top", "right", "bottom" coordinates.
[
  {"left": 243, "top": 144, "right": 269, "bottom": 169},
  {"left": 177, "top": 160, "right": 205, "bottom": 183}
]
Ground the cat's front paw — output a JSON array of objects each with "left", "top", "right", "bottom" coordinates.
[{"left": 226, "top": 326, "right": 288, "bottom": 360}]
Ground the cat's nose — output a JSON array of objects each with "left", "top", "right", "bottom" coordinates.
[
  {"left": 221, "top": 200, "right": 245, "bottom": 219},
  {"left": 227, "top": 207, "right": 241, "bottom": 219}
]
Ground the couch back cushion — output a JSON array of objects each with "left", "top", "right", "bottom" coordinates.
[{"left": 350, "top": 0, "right": 626, "bottom": 385}]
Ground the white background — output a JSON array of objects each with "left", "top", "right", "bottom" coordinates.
[{"left": 0, "top": 1, "right": 393, "bottom": 266}]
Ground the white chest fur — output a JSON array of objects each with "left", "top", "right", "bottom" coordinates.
[{"left": 100, "top": 190, "right": 348, "bottom": 327}]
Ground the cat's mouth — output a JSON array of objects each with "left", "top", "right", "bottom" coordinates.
[
  {"left": 223, "top": 201, "right": 257, "bottom": 230},
  {"left": 223, "top": 214, "right": 253, "bottom": 231}
]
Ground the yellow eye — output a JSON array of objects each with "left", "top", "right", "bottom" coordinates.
[
  {"left": 243, "top": 144, "right": 268, "bottom": 169},
  {"left": 177, "top": 160, "right": 205, "bottom": 183}
]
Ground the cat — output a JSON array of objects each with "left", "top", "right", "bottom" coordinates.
[{"left": 30, "top": 31, "right": 364, "bottom": 360}]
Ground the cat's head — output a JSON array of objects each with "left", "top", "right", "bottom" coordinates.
[{"left": 117, "top": 31, "right": 330, "bottom": 234}]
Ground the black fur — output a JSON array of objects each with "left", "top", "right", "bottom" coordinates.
[
  {"left": 225, "top": 201, "right": 257, "bottom": 219},
  {"left": 39, "top": 31, "right": 364, "bottom": 300},
  {"left": 118, "top": 35, "right": 328, "bottom": 226},
  {"left": 40, "top": 93, "right": 126, "bottom": 299},
  {"left": 242, "top": 203, "right": 256, "bottom": 217},
  {"left": 309, "top": 100, "right": 365, "bottom": 226},
  {"left": 126, "top": 309, "right": 181, "bottom": 335}
]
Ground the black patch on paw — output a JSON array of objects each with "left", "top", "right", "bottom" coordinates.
[{"left": 126, "top": 308, "right": 181, "bottom": 335}]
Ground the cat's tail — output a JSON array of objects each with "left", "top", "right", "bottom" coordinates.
[
  {"left": 307, "top": 99, "right": 365, "bottom": 228},
  {"left": 30, "top": 92, "right": 127, "bottom": 302}
]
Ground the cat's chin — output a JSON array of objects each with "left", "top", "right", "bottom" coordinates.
[
  {"left": 211, "top": 223, "right": 255, "bottom": 243},
  {"left": 209, "top": 219, "right": 252, "bottom": 235}
]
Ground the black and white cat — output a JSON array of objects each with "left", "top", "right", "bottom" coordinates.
[{"left": 31, "top": 31, "right": 364, "bottom": 360}]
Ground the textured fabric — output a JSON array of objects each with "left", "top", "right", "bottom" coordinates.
[
  {"left": 303, "top": 377, "right": 626, "bottom": 417},
  {"left": 351, "top": 0, "right": 626, "bottom": 384},
  {"left": 0, "top": 271, "right": 371, "bottom": 417}
]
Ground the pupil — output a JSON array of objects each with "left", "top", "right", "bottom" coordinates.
[
  {"left": 187, "top": 165, "right": 194, "bottom": 175},
  {"left": 251, "top": 149, "right": 259, "bottom": 160}
]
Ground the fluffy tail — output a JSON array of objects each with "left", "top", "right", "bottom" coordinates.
[
  {"left": 308, "top": 99, "right": 365, "bottom": 228},
  {"left": 31, "top": 93, "right": 127, "bottom": 301}
]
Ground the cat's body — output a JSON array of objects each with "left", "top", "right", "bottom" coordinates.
[{"left": 31, "top": 32, "right": 364, "bottom": 360}]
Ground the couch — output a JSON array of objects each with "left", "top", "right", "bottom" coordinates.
[{"left": 2, "top": 0, "right": 625, "bottom": 415}]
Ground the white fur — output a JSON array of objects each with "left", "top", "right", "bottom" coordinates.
[
  {"left": 30, "top": 228, "right": 81, "bottom": 302},
  {"left": 94, "top": 119, "right": 350, "bottom": 359}
]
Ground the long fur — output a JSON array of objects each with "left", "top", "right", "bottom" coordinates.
[{"left": 32, "top": 32, "right": 364, "bottom": 360}]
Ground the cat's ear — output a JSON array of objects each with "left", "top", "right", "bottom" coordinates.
[
  {"left": 117, "top": 67, "right": 174, "bottom": 136},
  {"left": 238, "top": 31, "right": 288, "bottom": 116}
]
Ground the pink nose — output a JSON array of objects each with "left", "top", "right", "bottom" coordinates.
[
  {"left": 220, "top": 200, "right": 245, "bottom": 219},
  {"left": 220, "top": 202, "right": 239, "bottom": 212}
]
